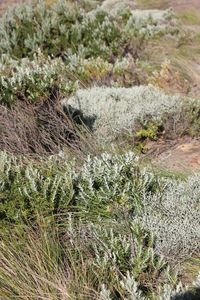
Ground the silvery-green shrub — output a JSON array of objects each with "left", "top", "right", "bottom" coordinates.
[
  {"left": 137, "top": 174, "right": 200, "bottom": 262},
  {"left": 0, "top": 50, "right": 76, "bottom": 105},
  {"left": 64, "top": 86, "right": 182, "bottom": 139}
]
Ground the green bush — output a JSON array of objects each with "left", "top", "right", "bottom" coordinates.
[
  {"left": 0, "top": 152, "right": 74, "bottom": 223},
  {"left": 0, "top": 51, "right": 76, "bottom": 105},
  {"left": 0, "top": 1, "right": 180, "bottom": 106},
  {"left": 0, "top": 1, "right": 124, "bottom": 60},
  {"left": 135, "top": 121, "right": 161, "bottom": 141},
  {"left": 0, "top": 151, "right": 160, "bottom": 224},
  {"left": 0, "top": 1, "right": 179, "bottom": 61}
]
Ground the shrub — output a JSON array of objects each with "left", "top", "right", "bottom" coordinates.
[
  {"left": 137, "top": 173, "right": 200, "bottom": 262},
  {"left": 1, "top": 215, "right": 200, "bottom": 299},
  {"left": 0, "top": 151, "right": 74, "bottom": 224},
  {"left": 0, "top": 151, "right": 152, "bottom": 223},
  {"left": 0, "top": 1, "right": 179, "bottom": 61},
  {"left": 135, "top": 120, "right": 161, "bottom": 141},
  {"left": 64, "top": 86, "right": 182, "bottom": 139},
  {"left": 1, "top": 150, "right": 200, "bottom": 298},
  {"left": 0, "top": 1, "right": 124, "bottom": 60},
  {"left": 74, "top": 151, "right": 158, "bottom": 217},
  {"left": 0, "top": 217, "right": 184, "bottom": 299},
  {"left": 125, "top": 8, "right": 179, "bottom": 39},
  {"left": 0, "top": 51, "right": 76, "bottom": 106}
]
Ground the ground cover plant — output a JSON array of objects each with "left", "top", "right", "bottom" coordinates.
[
  {"left": 0, "top": 0, "right": 200, "bottom": 299},
  {"left": 0, "top": 151, "right": 200, "bottom": 299}
]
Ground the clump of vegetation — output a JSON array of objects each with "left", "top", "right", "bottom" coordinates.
[
  {"left": 64, "top": 86, "right": 181, "bottom": 139},
  {"left": 135, "top": 120, "right": 161, "bottom": 141},
  {"left": 150, "top": 60, "right": 190, "bottom": 95},
  {"left": 1, "top": 151, "right": 199, "bottom": 261},
  {"left": 0, "top": 1, "right": 132, "bottom": 60},
  {"left": 0, "top": 51, "right": 77, "bottom": 106}
]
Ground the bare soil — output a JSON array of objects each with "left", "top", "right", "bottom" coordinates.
[
  {"left": 170, "top": 0, "right": 200, "bottom": 11},
  {"left": 146, "top": 137, "right": 200, "bottom": 173}
]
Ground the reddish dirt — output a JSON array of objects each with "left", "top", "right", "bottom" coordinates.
[
  {"left": 169, "top": 0, "right": 200, "bottom": 11},
  {"left": 147, "top": 138, "right": 200, "bottom": 173}
]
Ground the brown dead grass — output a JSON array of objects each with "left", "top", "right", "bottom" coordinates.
[{"left": 0, "top": 92, "right": 83, "bottom": 157}]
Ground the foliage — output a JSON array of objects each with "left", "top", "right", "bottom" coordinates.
[
  {"left": 0, "top": 148, "right": 200, "bottom": 298},
  {"left": 0, "top": 50, "right": 76, "bottom": 105},
  {"left": 137, "top": 173, "right": 200, "bottom": 262},
  {"left": 0, "top": 0, "right": 179, "bottom": 61},
  {"left": 183, "top": 99, "right": 200, "bottom": 137},
  {"left": 0, "top": 151, "right": 151, "bottom": 223},
  {"left": 0, "top": 1, "right": 199, "bottom": 299},
  {"left": 0, "top": 1, "right": 179, "bottom": 106},
  {"left": 1, "top": 151, "right": 200, "bottom": 264},
  {"left": 125, "top": 8, "right": 179, "bottom": 39},
  {"left": 135, "top": 121, "right": 161, "bottom": 141},
  {"left": 0, "top": 1, "right": 125, "bottom": 60},
  {"left": 64, "top": 86, "right": 181, "bottom": 139},
  {"left": 0, "top": 152, "right": 74, "bottom": 223}
]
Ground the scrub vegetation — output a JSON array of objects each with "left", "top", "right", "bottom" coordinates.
[{"left": 0, "top": 1, "right": 200, "bottom": 299}]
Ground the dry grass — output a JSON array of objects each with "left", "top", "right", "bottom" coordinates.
[
  {"left": 0, "top": 91, "right": 85, "bottom": 157},
  {"left": 141, "top": 28, "right": 200, "bottom": 96},
  {"left": 0, "top": 223, "right": 69, "bottom": 299},
  {"left": 0, "top": 220, "right": 96, "bottom": 300},
  {"left": 180, "top": 257, "right": 200, "bottom": 286}
]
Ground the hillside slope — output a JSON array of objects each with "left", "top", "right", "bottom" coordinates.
[{"left": 0, "top": 1, "right": 199, "bottom": 299}]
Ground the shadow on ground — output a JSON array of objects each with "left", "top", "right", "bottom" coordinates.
[{"left": 173, "top": 288, "right": 200, "bottom": 300}]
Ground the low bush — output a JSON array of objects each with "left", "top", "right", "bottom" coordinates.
[
  {"left": 0, "top": 149, "right": 200, "bottom": 298},
  {"left": 0, "top": 53, "right": 147, "bottom": 106},
  {"left": 0, "top": 51, "right": 76, "bottom": 106},
  {"left": 64, "top": 86, "right": 182, "bottom": 139},
  {"left": 125, "top": 8, "right": 179, "bottom": 38},
  {"left": 133, "top": 97, "right": 200, "bottom": 147},
  {"left": 137, "top": 173, "right": 200, "bottom": 262},
  {"left": 0, "top": 2, "right": 199, "bottom": 299},
  {"left": 0, "top": 0, "right": 179, "bottom": 61},
  {"left": 0, "top": 1, "right": 124, "bottom": 60}
]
